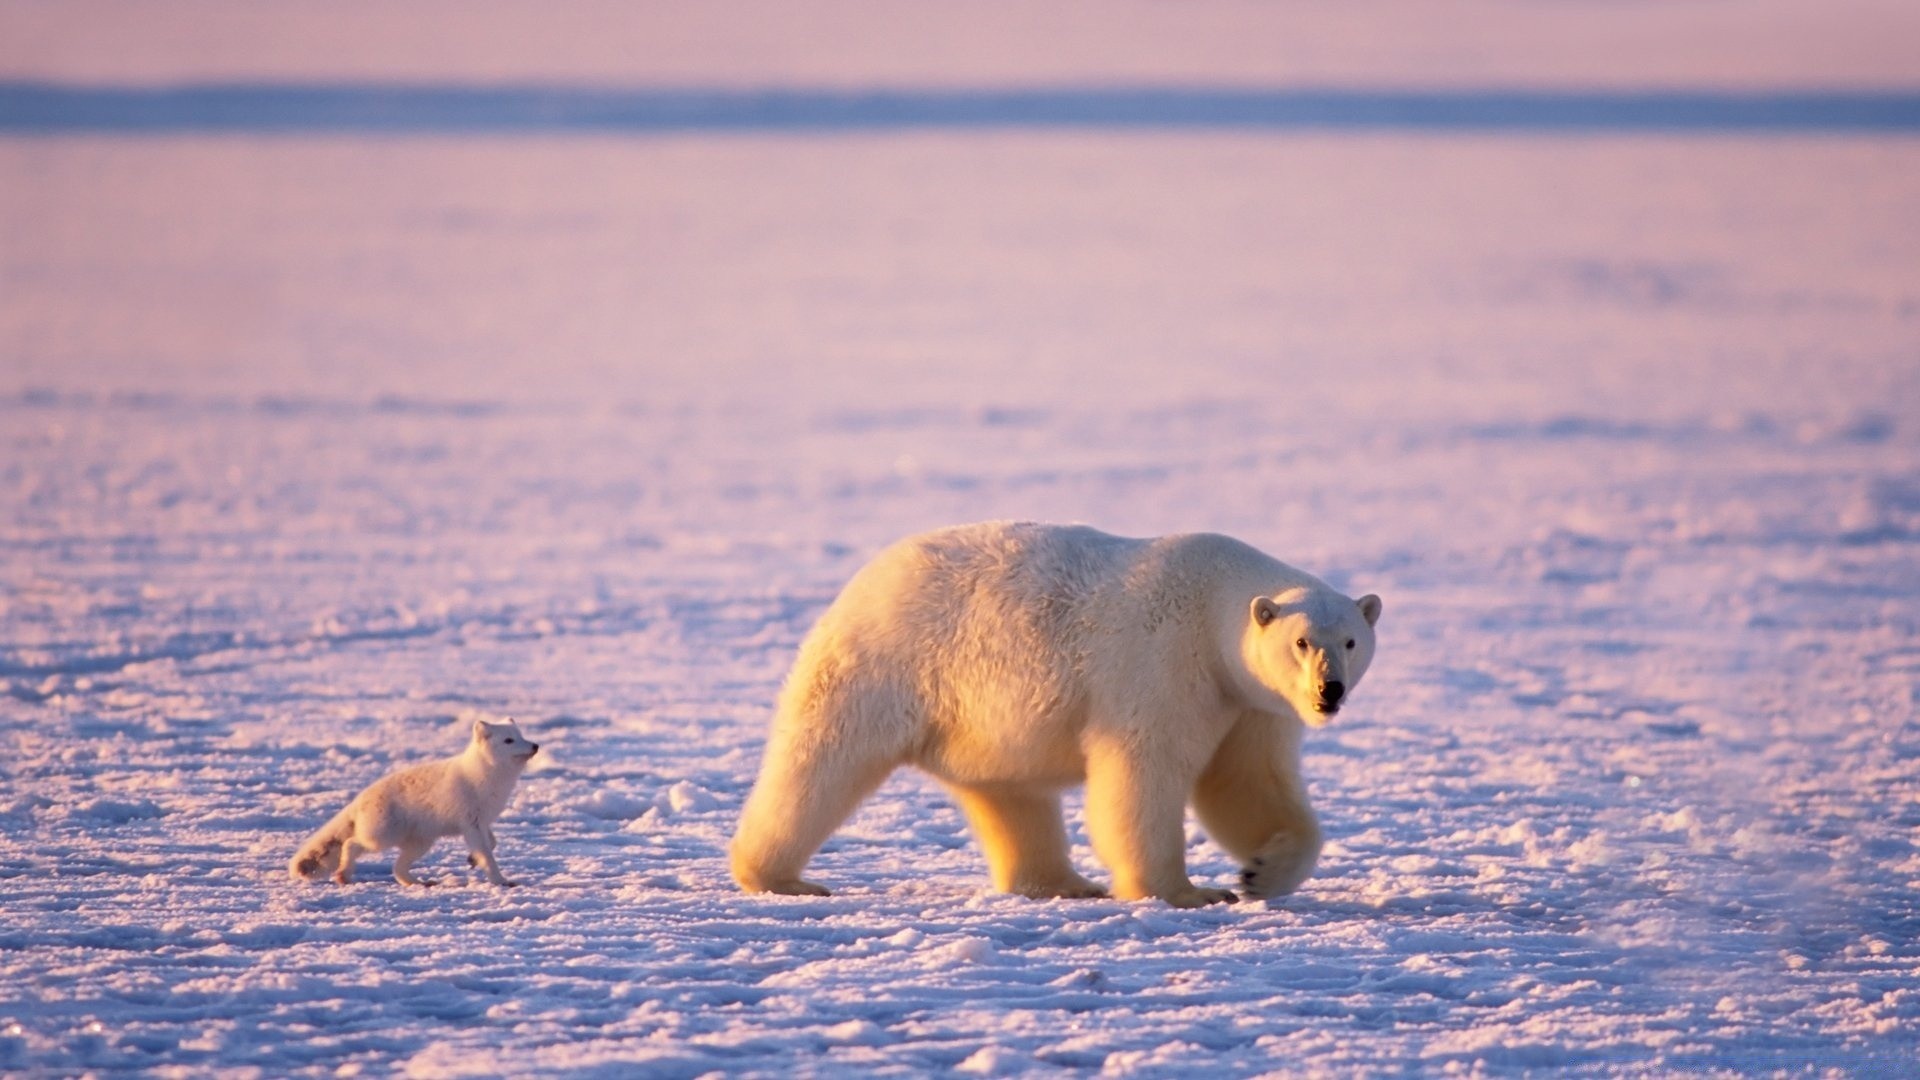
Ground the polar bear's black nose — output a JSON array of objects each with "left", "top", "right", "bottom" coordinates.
[{"left": 1320, "top": 681, "right": 1345, "bottom": 707}]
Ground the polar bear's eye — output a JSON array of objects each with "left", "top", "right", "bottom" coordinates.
[
  {"left": 1345, "top": 639, "right": 1356, "bottom": 650},
  {"left": 1294, "top": 638, "right": 1308, "bottom": 650},
  {"left": 504, "top": 738, "right": 516, "bottom": 744}
]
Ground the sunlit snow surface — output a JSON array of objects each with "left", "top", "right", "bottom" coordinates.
[{"left": 5, "top": 7, "right": 1920, "bottom": 1077}]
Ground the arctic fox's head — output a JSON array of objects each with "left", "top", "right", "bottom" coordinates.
[
  {"left": 1243, "top": 588, "right": 1381, "bottom": 727},
  {"left": 472, "top": 718, "right": 540, "bottom": 766}
]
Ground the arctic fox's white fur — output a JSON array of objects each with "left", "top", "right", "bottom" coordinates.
[{"left": 289, "top": 719, "right": 539, "bottom": 887}]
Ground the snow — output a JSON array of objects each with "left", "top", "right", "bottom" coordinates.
[{"left": 3, "top": 2, "right": 1918, "bottom": 1075}]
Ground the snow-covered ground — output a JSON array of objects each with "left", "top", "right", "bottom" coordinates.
[{"left": 4, "top": 2, "right": 1918, "bottom": 1075}]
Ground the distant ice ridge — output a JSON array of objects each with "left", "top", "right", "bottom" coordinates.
[{"left": 7, "top": 83, "right": 1920, "bottom": 134}]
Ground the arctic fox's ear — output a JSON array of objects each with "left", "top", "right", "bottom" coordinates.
[
  {"left": 1356, "top": 594, "right": 1383, "bottom": 627},
  {"left": 1251, "top": 596, "right": 1281, "bottom": 628}
]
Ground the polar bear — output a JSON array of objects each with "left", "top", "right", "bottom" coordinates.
[{"left": 730, "top": 521, "right": 1381, "bottom": 907}]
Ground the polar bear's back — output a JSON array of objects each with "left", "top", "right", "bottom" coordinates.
[
  {"left": 837, "top": 521, "right": 1139, "bottom": 640},
  {"left": 811, "top": 520, "right": 1300, "bottom": 665},
  {"left": 797, "top": 523, "right": 1139, "bottom": 780},
  {"left": 808, "top": 521, "right": 1137, "bottom": 689}
]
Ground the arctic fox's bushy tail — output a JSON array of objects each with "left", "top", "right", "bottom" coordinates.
[{"left": 289, "top": 808, "right": 353, "bottom": 881}]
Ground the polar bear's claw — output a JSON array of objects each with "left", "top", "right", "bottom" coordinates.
[{"left": 1243, "top": 859, "right": 1281, "bottom": 899}]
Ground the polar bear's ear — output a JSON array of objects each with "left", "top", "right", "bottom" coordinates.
[
  {"left": 1356, "top": 594, "right": 1383, "bottom": 627},
  {"left": 1251, "top": 596, "right": 1281, "bottom": 628},
  {"left": 472, "top": 718, "right": 491, "bottom": 741}
]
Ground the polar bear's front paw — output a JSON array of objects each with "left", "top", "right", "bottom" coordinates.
[
  {"left": 1163, "top": 885, "right": 1239, "bottom": 909},
  {"left": 1239, "top": 833, "right": 1321, "bottom": 899}
]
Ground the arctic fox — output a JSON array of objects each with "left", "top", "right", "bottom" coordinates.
[{"left": 289, "top": 718, "right": 539, "bottom": 887}]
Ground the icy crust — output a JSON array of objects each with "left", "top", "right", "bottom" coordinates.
[{"left": 3, "top": 386, "right": 1917, "bottom": 1075}]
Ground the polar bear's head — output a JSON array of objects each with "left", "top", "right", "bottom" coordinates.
[{"left": 1243, "top": 588, "right": 1382, "bottom": 726}]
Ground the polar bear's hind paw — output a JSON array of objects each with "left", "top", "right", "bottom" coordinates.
[
  {"left": 761, "top": 878, "right": 832, "bottom": 897},
  {"left": 1017, "top": 875, "right": 1109, "bottom": 900}
]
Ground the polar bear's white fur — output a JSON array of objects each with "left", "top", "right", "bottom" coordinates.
[{"left": 730, "top": 521, "right": 1381, "bottom": 907}]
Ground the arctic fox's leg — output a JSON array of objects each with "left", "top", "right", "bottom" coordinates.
[
  {"left": 462, "top": 824, "right": 516, "bottom": 887},
  {"left": 392, "top": 838, "right": 438, "bottom": 888},
  {"left": 333, "top": 837, "right": 362, "bottom": 885},
  {"left": 948, "top": 783, "right": 1105, "bottom": 899},
  {"left": 1084, "top": 735, "right": 1236, "bottom": 908},
  {"left": 467, "top": 826, "right": 497, "bottom": 871},
  {"left": 1192, "top": 714, "right": 1321, "bottom": 899}
]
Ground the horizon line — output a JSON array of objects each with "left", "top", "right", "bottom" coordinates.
[{"left": 4, "top": 81, "right": 1920, "bottom": 135}]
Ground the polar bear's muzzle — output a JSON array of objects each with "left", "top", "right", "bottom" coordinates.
[{"left": 1314, "top": 680, "right": 1346, "bottom": 715}]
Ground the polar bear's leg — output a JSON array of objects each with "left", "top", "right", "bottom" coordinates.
[
  {"left": 1083, "top": 736, "right": 1237, "bottom": 908},
  {"left": 1192, "top": 715, "right": 1322, "bottom": 899},
  {"left": 731, "top": 724, "right": 900, "bottom": 896},
  {"left": 948, "top": 784, "right": 1106, "bottom": 899}
]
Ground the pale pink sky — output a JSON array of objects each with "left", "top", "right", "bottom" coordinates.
[{"left": 2, "top": 0, "right": 1917, "bottom": 89}]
